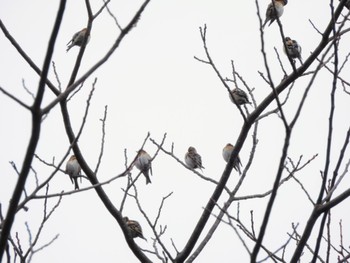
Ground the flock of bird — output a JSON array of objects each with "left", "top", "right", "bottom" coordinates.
[
  {"left": 64, "top": 144, "right": 242, "bottom": 240},
  {"left": 63, "top": 0, "right": 349, "bottom": 240},
  {"left": 226, "top": 0, "right": 304, "bottom": 116},
  {"left": 64, "top": 144, "right": 242, "bottom": 189},
  {"left": 263, "top": 0, "right": 303, "bottom": 64}
]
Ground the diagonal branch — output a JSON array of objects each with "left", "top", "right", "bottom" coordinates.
[{"left": 0, "top": 86, "right": 31, "bottom": 110}]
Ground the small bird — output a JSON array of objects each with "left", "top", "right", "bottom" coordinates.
[
  {"left": 134, "top": 149, "right": 152, "bottom": 184},
  {"left": 229, "top": 88, "right": 251, "bottom": 105},
  {"left": 123, "top": 217, "right": 146, "bottom": 240},
  {"left": 65, "top": 155, "right": 81, "bottom": 190},
  {"left": 284, "top": 37, "right": 302, "bottom": 64},
  {"left": 66, "top": 28, "right": 90, "bottom": 52},
  {"left": 263, "top": 0, "right": 288, "bottom": 28},
  {"left": 222, "top": 143, "right": 242, "bottom": 174},
  {"left": 185, "top": 146, "right": 204, "bottom": 171}
]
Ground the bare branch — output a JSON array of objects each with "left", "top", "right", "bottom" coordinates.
[
  {"left": 103, "top": 0, "right": 122, "bottom": 30},
  {"left": 150, "top": 138, "right": 231, "bottom": 194},
  {"left": 194, "top": 24, "right": 248, "bottom": 121},
  {"left": 0, "top": 86, "right": 31, "bottom": 110},
  {"left": 94, "top": 105, "right": 108, "bottom": 174}
]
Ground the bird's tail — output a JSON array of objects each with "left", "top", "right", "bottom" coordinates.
[
  {"left": 268, "top": 19, "right": 275, "bottom": 27},
  {"left": 69, "top": 175, "right": 74, "bottom": 184},
  {"left": 298, "top": 57, "right": 303, "bottom": 65},
  {"left": 236, "top": 164, "right": 242, "bottom": 175},
  {"left": 66, "top": 44, "right": 73, "bottom": 52},
  {"left": 234, "top": 157, "right": 242, "bottom": 174},
  {"left": 144, "top": 171, "right": 152, "bottom": 185},
  {"left": 73, "top": 177, "right": 79, "bottom": 190},
  {"left": 262, "top": 19, "right": 268, "bottom": 28}
]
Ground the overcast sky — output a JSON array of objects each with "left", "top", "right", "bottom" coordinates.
[{"left": 1, "top": 0, "right": 350, "bottom": 262}]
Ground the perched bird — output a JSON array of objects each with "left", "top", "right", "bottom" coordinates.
[
  {"left": 135, "top": 149, "right": 152, "bottom": 184},
  {"left": 65, "top": 155, "right": 81, "bottom": 190},
  {"left": 123, "top": 217, "right": 146, "bottom": 240},
  {"left": 229, "top": 88, "right": 251, "bottom": 105},
  {"left": 263, "top": 0, "right": 288, "bottom": 28},
  {"left": 222, "top": 143, "right": 242, "bottom": 174},
  {"left": 66, "top": 28, "right": 90, "bottom": 52},
  {"left": 185, "top": 146, "right": 204, "bottom": 171},
  {"left": 284, "top": 37, "right": 303, "bottom": 64}
]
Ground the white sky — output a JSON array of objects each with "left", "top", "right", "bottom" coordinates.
[{"left": 1, "top": 0, "right": 350, "bottom": 262}]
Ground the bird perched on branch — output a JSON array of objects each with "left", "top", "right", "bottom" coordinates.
[
  {"left": 263, "top": 0, "right": 288, "bottom": 28},
  {"left": 185, "top": 146, "right": 204, "bottom": 171},
  {"left": 66, "top": 28, "right": 90, "bottom": 52},
  {"left": 123, "top": 217, "right": 146, "bottom": 240},
  {"left": 284, "top": 37, "right": 303, "bottom": 64},
  {"left": 65, "top": 155, "right": 81, "bottom": 190},
  {"left": 135, "top": 149, "right": 152, "bottom": 184},
  {"left": 229, "top": 88, "right": 251, "bottom": 105},
  {"left": 222, "top": 143, "right": 242, "bottom": 174}
]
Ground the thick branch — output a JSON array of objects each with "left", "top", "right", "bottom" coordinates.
[{"left": 0, "top": 1, "right": 66, "bottom": 259}]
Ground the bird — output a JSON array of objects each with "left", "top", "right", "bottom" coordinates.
[
  {"left": 65, "top": 155, "right": 81, "bottom": 190},
  {"left": 229, "top": 88, "right": 251, "bottom": 105},
  {"left": 222, "top": 143, "right": 242, "bottom": 174},
  {"left": 263, "top": 0, "right": 288, "bottom": 28},
  {"left": 123, "top": 217, "right": 146, "bottom": 240},
  {"left": 66, "top": 28, "right": 90, "bottom": 52},
  {"left": 185, "top": 146, "right": 204, "bottom": 171},
  {"left": 284, "top": 37, "right": 303, "bottom": 64},
  {"left": 134, "top": 149, "right": 152, "bottom": 184}
]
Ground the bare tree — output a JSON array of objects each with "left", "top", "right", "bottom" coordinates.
[{"left": 1, "top": 0, "right": 350, "bottom": 262}]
